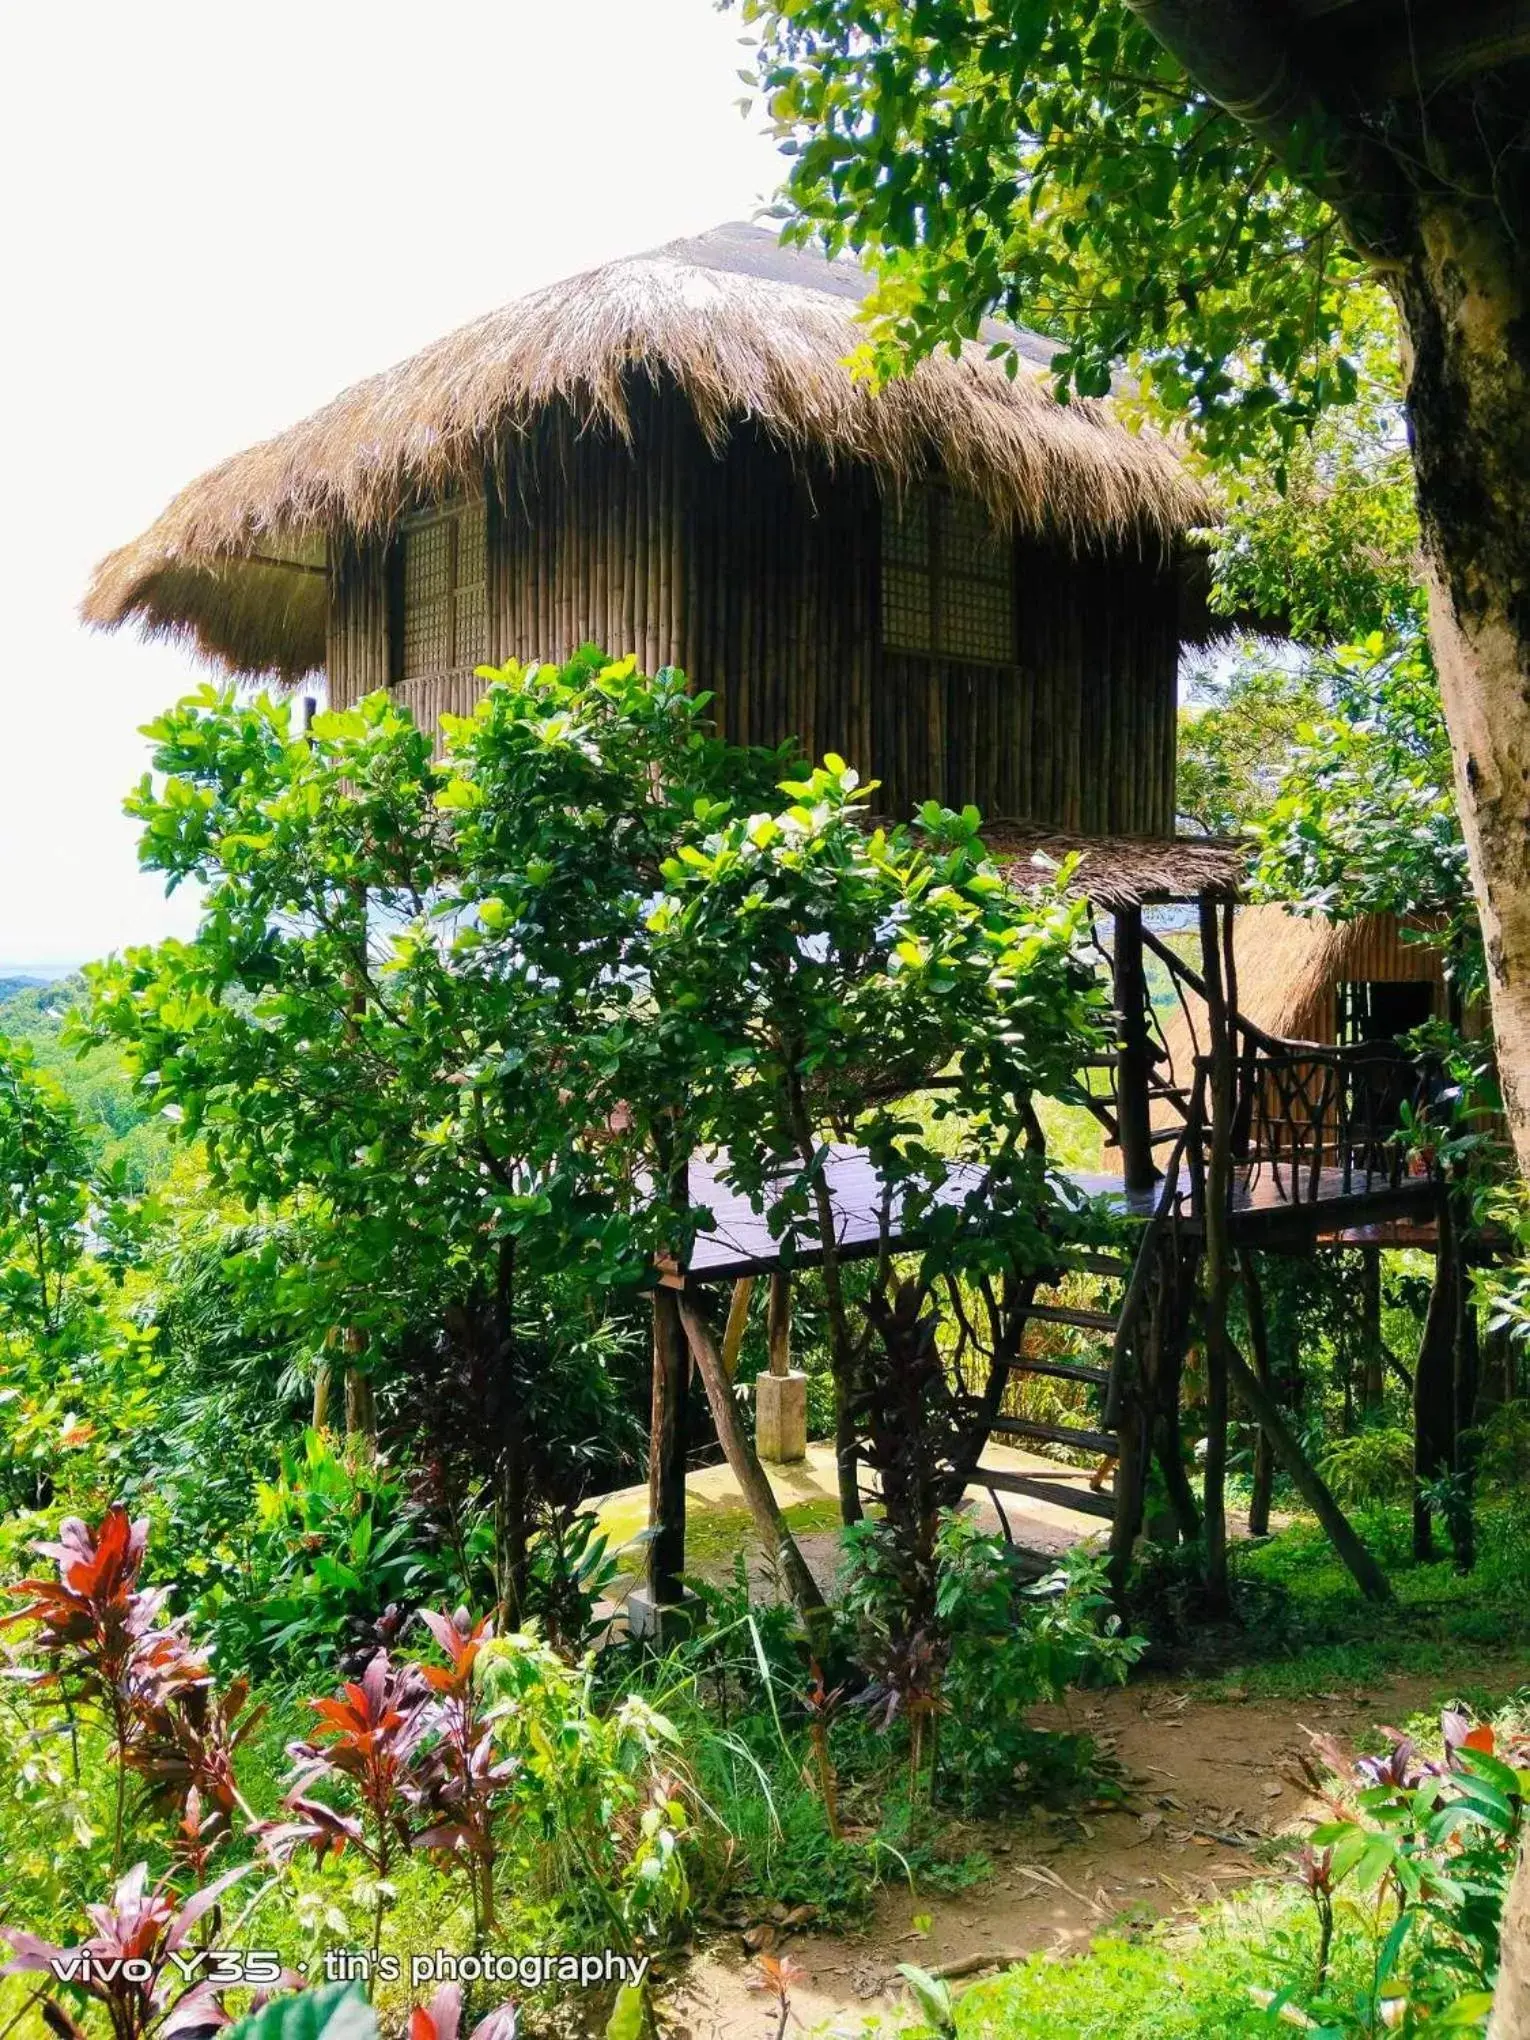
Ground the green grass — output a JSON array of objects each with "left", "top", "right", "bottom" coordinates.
[{"left": 1168, "top": 1500, "right": 1530, "bottom": 1701}]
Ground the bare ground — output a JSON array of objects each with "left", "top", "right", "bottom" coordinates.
[{"left": 667, "top": 1658, "right": 1529, "bottom": 2039}]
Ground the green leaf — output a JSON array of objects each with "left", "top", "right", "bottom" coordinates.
[{"left": 221, "top": 1984, "right": 376, "bottom": 2040}]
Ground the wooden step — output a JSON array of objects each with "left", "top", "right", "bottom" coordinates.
[
  {"left": 989, "top": 1415, "right": 1119, "bottom": 1455},
  {"left": 972, "top": 1466, "right": 1117, "bottom": 1520},
  {"left": 1009, "top": 1355, "right": 1111, "bottom": 1388},
  {"left": 1024, "top": 1302, "right": 1120, "bottom": 1333}
]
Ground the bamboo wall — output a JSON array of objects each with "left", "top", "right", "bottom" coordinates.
[{"left": 326, "top": 385, "right": 1182, "bottom": 831}]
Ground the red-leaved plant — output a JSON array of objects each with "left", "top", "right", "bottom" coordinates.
[
  {"left": 261, "top": 1650, "right": 432, "bottom": 1980},
  {"left": 409, "top": 1982, "right": 518, "bottom": 2040},
  {"left": 0, "top": 1861, "right": 252, "bottom": 2040},
  {"left": 411, "top": 1609, "right": 517, "bottom": 1938},
  {"left": 2, "top": 1508, "right": 214, "bottom": 1866}
]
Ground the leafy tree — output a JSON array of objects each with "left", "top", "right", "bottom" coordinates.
[
  {"left": 0, "top": 1038, "right": 153, "bottom": 1516},
  {"left": 1177, "top": 653, "right": 1322, "bottom": 839},
  {"left": 1253, "top": 634, "right": 1476, "bottom": 986},
  {"left": 90, "top": 654, "right": 1101, "bottom": 1629},
  {"left": 740, "top": 0, "right": 1530, "bottom": 1180}
]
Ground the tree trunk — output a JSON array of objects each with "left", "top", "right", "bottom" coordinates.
[
  {"left": 1395, "top": 202, "right": 1530, "bottom": 1181},
  {"left": 676, "top": 1293, "right": 833, "bottom": 1653},
  {"left": 1490, "top": 1837, "right": 1530, "bottom": 2040}
]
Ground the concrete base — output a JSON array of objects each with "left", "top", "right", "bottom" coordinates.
[
  {"left": 756, "top": 1368, "right": 808, "bottom": 1464},
  {"left": 624, "top": 1586, "right": 702, "bottom": 1643}
]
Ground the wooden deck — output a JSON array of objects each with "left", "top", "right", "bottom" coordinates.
[{"left": 679, "top": 1147, "right": 1439, "bottom": 1283}]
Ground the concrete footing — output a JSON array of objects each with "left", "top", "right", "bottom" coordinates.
[{"left": 756, "top": 1368, "right": 808, "bottom": 1463}]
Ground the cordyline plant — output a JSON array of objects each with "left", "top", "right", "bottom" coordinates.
[
  {"left": 0, "top": 1860, "right": 254, "bottom": 2040},
  {"left": 411, "top": 1609, "right": 516, "bottom": 1939},
  {"left": 0, "top": 1505, "right": 261, "bottom": 1870}
]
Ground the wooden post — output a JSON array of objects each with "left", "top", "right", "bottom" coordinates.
[
  {"left": 767, "top": 1272, "right": 792, "bottom": 1376},
  {"left": 1225, "top": 1339, "right": 1392, "bottom": 1602},
  {"left": 647, "top": 1289, "right": 689, "bottom": 1611},
  {"left": 1414, "top": 1199, "right": 1456, "bottom": 1562},
  {"left": 676, "top": 1295, "right": 832, "bottom": 1651},
  {"left": 1198, "top": 894, "right": 1235, "bottom": 1613},
  {"left": 1113, "top": 905, "right": 1157, "bottom": 1194},
  {"left": 1360, "top": 1247, "right": 1385, "bottom": 1413},
  {"left": 1239, "top": 1249, "right": 1276, "bottom": 1538},
  {"left": 721, "top": 1276, "right": 755, "bottom": 1382}
]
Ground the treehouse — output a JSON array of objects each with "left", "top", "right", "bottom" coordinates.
[{"left": 86, "top": 221, "right": 1450, "bottom": 1607}]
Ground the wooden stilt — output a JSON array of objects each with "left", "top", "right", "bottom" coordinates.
[
  {"left": 1151, "top": 1238, "right": 1204, "bottom": 1544},
  {"left": 1106, "top": 1396, "right": 1148, "bottom": 1599},
  {"left": 647, "top": 1289, "right": 689, "bottom": 1611},
  {"left": 1414, "top": 1199, "right": 1456, "bottom": 1562},
  {"left": 1198, "top": 895, "right": 1235, "bottom": 1613},
  {"left": 1360, "top": 1247, "right": 1385, "bottom": 1413},
  {"left": 1113, "top": 905, "right": 1157, "bottom": 1194},
  {"left": 1225, "top": 1339, "right": 1392, "bottom": 1602},
  {"left": 721, "top": 1276, "right": 756, "bottom": 1382},
  {"left": 676, "top": 1294, "right": 832, "bottom": 1651},
  {"left": 1239, "top": 1249, "right": 1275, "bottom": 1538},
  {"left": 767, "top": 1272, "right": 792, "bottom": 1377}
]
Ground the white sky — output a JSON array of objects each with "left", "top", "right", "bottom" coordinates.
[{"left": 0, "top": 0, "right": 784, "bottom": 972}]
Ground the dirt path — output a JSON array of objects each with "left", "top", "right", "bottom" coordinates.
[{"left": 668, "top": 1659, "right": 1527, "bottom": 2039}]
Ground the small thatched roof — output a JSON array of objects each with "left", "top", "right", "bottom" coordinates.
[
  {"left": 984, "top": 823, "right": 1248, "bottom": 910},
  {"left": 84, "top": 221, "right": 1211, "bottom": 683},
  {"left": 1152, "top": 906, "right": 1450, "bottom": 1118}
]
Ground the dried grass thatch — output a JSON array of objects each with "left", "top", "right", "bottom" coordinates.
[
  {"left": 984, "top": 822, "right": 1248, "bottom": 909},
  {"left": 84, "top": 222, "right": 1211, "bottom": 682},
  {"left": 1152, "top": 905, "right": 1451, "bottom": 1122}
]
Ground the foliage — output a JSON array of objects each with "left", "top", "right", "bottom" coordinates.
[
  {"left": 222, "top": 1429, "right": 455, "bottom": 1678},
  {"left": 0, "top": 1859, "right": 255, "bottom": 2040},
  {"left": 0, "top": 1034, "right": 157, "bottom": 1521},
  {"left": 1206, "top": 330, "right": 1422, "bottom": 645},
  {"left": 934, "top": 1524, "right": 1140, "bottom": 1811},
  {"left": 89, "top": 655, "right": 1101, "bottom": 1626},
  {"left": 740, "top": 1, "right": 1390, "bottom": 466},
  {"left": 1176, "top": 654, "right": 1321, "bottom": 838},
  {"left": 1318, "top": 1428, "right": 1416, "bottom": 1508},
  {"left": 1253, "top": 634, "right": 1470, "bottom": 946},
  {"left": 1288, "top": 1710, "right": 1528, "bottom": 2030}
]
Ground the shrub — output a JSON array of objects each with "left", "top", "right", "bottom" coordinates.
[{"left": 1318, "top": 1426, "right": 1415, "bottom": 1505}]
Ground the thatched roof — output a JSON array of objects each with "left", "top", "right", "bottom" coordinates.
[
  {"left": 84, "top": 221, "right": 1212, "bottom": 683},
  {"left": 1152, "top": 906, "right": 1449, "bottom": 1117},
  {"left": 984, "top": 823, "right": 1248, "bottom": 909}
]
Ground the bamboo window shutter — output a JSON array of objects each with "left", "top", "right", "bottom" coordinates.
[
  {"left": 399, "top": 500, "right": 488, "bottom": 681},
  {"left": 881, "top": 485, "right": 1016, "bottom": 664}
]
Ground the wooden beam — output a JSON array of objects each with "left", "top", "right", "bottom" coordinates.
[
  {"left": 721, "top": 1276, "right": 755, "bottom": 1382},
  {"left": 647, "top": 1289, "right": 689, "bottom": 1609},
  {"left": 676, "top": 1295, "right": 832, "bottom": 1651},
  {"left": 1224, "top": 1338, "right": 1393, "bottom": 1602}
]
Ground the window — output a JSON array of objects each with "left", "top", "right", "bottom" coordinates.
[
  {"left": 881, "top": 485, "right": 1016, "bottom": 663},
  {"left": 1336, "top": 979, "right": 1436, "bottom": 1046},
  {"left": 397, "top": 499, "right": 487, "bottom": 681}
]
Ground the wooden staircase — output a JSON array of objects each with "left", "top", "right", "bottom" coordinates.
[{"left": 972, "top": 1243, "right": 1136, "bottom": 1528}]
